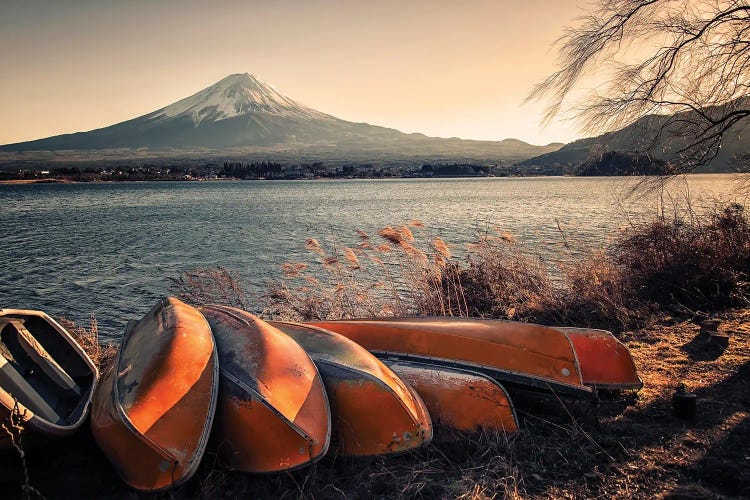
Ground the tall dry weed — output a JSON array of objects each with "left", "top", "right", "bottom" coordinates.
[
  {"left": 168, "top": 266, "right": 249, "bottom": 310},
  {"left": 455, "top": 234, "right": 553, "bottom": 320},
  {"left": 265, "top": 222, "right": 468, "bottom": 321},
  {"left": 58, "top": 314, "right": 117, "bottom": 371}
]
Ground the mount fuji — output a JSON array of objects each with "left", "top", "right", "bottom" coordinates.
[{"left": 0, "top": 73, "right": 564, "bottom": 163}]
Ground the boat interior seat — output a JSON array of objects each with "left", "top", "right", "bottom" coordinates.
[
  {"left": 0, "top": 351, "right": 63, "bottom": 424},
  {"left": 5, "top": 319, "right": 82, "bottom": 397}
]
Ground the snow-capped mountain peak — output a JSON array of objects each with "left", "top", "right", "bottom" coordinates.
[{"left": 150, "top": 72, "right": 325, "bottom": 124}]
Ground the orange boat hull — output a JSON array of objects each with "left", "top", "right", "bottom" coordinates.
[
  {"left": 555, "top": 327, "right": 642, "bottom": 390},
  {"left": 308, "top": 318, "right": 590, "bottom": 397},
  {"left": 91, "top": 298, "right": 218, "bottom": 492},
  {"left": 200, "top": 306, "right": 330, "bottom": 472},
  {"left": 269, "top": 321, "right": 433, "bottom": 457},
  {"left": 386, "top": 361, "right": 518, "bottom": 434}
]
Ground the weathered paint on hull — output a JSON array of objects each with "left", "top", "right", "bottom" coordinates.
[
  {"left": 385, "top": 361, "right": 519, "bottom": 434},
  {"left": 555, "top": 327, "right": 642, "bottom": 391},
  {"left": 91, "top": 297, "right": 218, "bottom": 491},
  {"left": 200, "top": 306, "right": 330, "bottom": 472},
  {"left": 269, "top": 321, "right": 433, "bottom": 457},
  {"left": 308, "top": 318, "right": 591, "bottom": 397},
  {"left": 0, "top": 309, "right": 98, "bottom": 447}
]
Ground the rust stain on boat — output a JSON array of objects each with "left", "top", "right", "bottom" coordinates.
[
  {"left": 91, "top": 297, "right": 218, "bottom": 491},
  {"left": 309, "top": 318, "right": 589, "bottom": 395},
  {"left": 200, "top": 306, "right": 330, "bottom": 472},
  {"left": 386, "top": 361, "right": 518, "bottom": 434},
  {"left": 555, "top": 327, "right": 642, "bottom": 391},
  {"left": 270, "top": 321, "right": 432, "bottom": 457}
]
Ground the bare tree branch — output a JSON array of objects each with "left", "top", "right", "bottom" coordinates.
[{"left": 529, "top": 0, "right": 750, "bottom": 171}]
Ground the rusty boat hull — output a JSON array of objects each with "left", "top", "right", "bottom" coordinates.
[
  {"left": 269, "top": 321, "right": 433, "bottom": 457},
  {"left": 308, "top": 318, "right": 592, "bottom": 397},
  {"left": 91, "top": 298, "right": 219, "bottom": 492},
  {"left": 554, "top": 327, "right": 642, "bottom": 391},
  {"left": 0, "top": 309, "right": 98, "bottom": 448},
  {"left": 385, "top": 360, "right": 518, "bottom": 435},
  {"left": 200, "top": 306, "right": 331, "bottom": 473}
]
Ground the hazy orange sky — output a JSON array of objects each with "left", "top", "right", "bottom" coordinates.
[{"left": 0, "top": 0, "right": 588, "bottom": 146}]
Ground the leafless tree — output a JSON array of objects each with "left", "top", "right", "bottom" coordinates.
[{"left": 529, "top": 0, "right": 750, "bottom": 171}]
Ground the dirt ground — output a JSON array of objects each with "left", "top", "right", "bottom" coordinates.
[{"left": 2, "top": 310, "right": 748, "bottom": 499}]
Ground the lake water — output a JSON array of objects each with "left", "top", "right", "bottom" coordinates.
[{"left": 0, "top": 175, "right": 744, "bottom": 341}]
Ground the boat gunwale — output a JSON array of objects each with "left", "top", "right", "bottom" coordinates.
[
  {"left": 218, "top": 366, "right": 315, "bottom": 444},
  {"left": 0, "top": 308, "right": 99, "bottom": 435},
  {"left": 372, "top": 351, "right": 594, "bottom": 398},
  {"left": 384, "top": 359, "right": 520, "bottom": 430},
  {"left": 323, "top": 317, "right": 640, "bottom": 392},
  {"left": 202, "top": 305, "right": 332, "bottom": 466},
  {"left": 308, "top": 318, "right": 587, "bottom": 385},
  {"left": 312, "top": 356, "right": 432, "bottom": 433},
  {"left": 110, "top": 298, "right": 220, "bottom": 491}
]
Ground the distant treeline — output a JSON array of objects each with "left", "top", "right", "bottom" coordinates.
[
  {"left": 420, "top": 163, "right": 492, "bottom": 176},
  {"left": 221, "top": 161, "right": 288, "bottom": 178},
  {"left": 577, "top": 151, "right": 670, "bottom": 176}
]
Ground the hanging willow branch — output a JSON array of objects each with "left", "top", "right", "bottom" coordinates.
[{"left": 529, "top": 0, "right": 750, "bottom": 170}]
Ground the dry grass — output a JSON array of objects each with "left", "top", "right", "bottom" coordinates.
[
  {"left": 264, "top": 220, "right": 470, "bottom": 321},
  {"left": 260, "top": 201, "right": 750, "bottom": 333},
  {"left": 168, "top": 266, "right": 250, "bottom": 311},
  {"left": 261, "top": 219, "right": 642, "bottom": 332},
  {"left": 57, "top": 313, "right": 117, "bottom": 371}
]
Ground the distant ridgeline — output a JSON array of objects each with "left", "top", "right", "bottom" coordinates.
[{"left": 576, "top": 151, "right": 670, "bottom": 176}]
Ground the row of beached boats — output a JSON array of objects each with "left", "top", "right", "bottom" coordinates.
[{"left": 0, "top": 298, "right": 641, "bottom": 491}]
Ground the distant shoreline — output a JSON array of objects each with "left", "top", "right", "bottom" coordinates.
[
  {"left": 0, "top": 178, "right": 73, "bottom": 185},
  {"left": 0, "top": 171, "right": 738, "bottom": 186}
]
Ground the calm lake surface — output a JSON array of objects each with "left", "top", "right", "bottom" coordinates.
[{"left": 0, "top": 175, "right": 744, "bottom": 341}]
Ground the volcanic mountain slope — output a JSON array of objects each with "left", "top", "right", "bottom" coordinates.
[{"left": 0, "top": 73, "right": 563, "bottom": 162}]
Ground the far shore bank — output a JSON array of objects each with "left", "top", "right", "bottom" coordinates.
[
  {"left": 0, "top": 172, "right": 740, "bottom": 186},
  {"left": 0, "top": 178, "right": 74, "bottom": 185}
]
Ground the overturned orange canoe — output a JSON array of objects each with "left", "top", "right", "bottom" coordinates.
[
  {"left": 91, "top": 297, "right": 218, "bottom": 491},
  {"left": 269, "top": 321, "right": 432, "bottom": 456},
  {"left": 200, "top": 306, "right": 330, "bottom": 472},
  {"left": 385, "top": 360, "right": 518, "bottom": 435},
  {"left": 308, "top": 318, "right": 591, "bottom": 397},
  {"left": 554, "top": 327, "right": 642, "bottom": 391},
  {"left": 0, "top": 309, "right": 98, "bottom": 447}
]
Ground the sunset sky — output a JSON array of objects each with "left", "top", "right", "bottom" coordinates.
[{"left": 1, "top": 0, "right": 588, "bottom": 146}]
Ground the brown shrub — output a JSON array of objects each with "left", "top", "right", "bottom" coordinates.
[
  {"left": 614, "top": 202, "right": 750, "bottom": 314},
  {"left": 453, "top": 235, "right": 553, "bottom": 320},
  {"left": 539, "top": 251, "right": 648, "bottom": 331}
]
